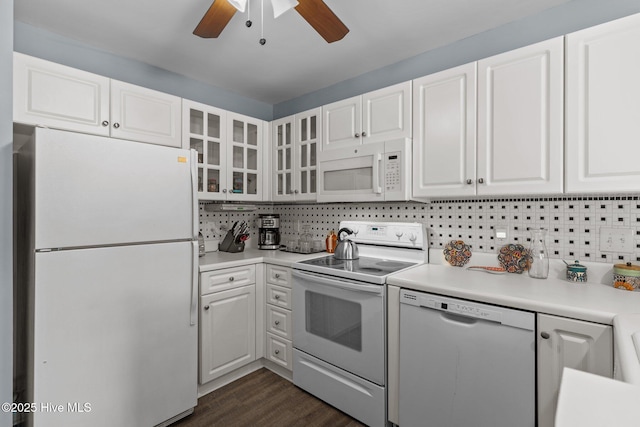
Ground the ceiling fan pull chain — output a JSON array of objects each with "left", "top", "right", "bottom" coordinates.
[
  {"left": 246, "top": 0, "right": 252, "bottom": 27},
  {"left": 259, "top": 0, "right": 266, "bottom": 45}
]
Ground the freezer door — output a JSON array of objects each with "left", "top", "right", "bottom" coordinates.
[
  {"left": 31, "top": 128, "right": 195, "bottom": 249},
  {"left": 30, "top": 242, "right": 197, "bottom": 427}
]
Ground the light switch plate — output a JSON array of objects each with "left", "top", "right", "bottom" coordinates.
[{"left": 599, "top": 227, "right": 634, "bottom": 253}]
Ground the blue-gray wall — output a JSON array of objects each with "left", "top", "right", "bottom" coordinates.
[
  {"left": 2, "top": 0, "right": 13, "bottom": 426},
  {"left": 273, "top": 0, "right": 640, "bottom": 118}
]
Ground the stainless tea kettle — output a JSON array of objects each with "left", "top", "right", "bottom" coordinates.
[{"left": 334, "top": 228, "right": 359, "bottom": 260}]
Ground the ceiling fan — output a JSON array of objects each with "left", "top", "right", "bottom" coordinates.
[{"left": 193, "top": 0, "right": 349, "bottom": 43}]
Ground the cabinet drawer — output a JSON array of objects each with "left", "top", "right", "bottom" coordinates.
[
  {"left": 266, "top": 305, "right": 292, "bottom": 340},
  {"left": 266, "top": 264, "right": 291, "bottom": 288},
  {"left": 266, "top": 332, "right": 292, "bottom": 371},
  {"left": 266, "top": 283, "right": 292, "bottom": 309},
  {"left": 200, "top": 264, "right": 256, "bottom": 295}
]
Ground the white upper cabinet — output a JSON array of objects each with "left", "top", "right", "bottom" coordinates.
[
  {"left": 14, "top": 52, "right": 182, "bottom": 148},
  {"left": 14, "top": 52, "right": 111, "bottom": 136},
  {"left": 322, "top": 82, "right": 411, "bottom": 150},
  {"left": 477, "top": 37, "right": 564, "bottom": 195},
  {"left": 272, "top": 108, "right": 320, "bottom": 202},
  {"left": 184, "top": 100, "right": 264, "bottom": 201},
  {"left": 412, "top": 62, "right": 477, "bottom": 198},
  {"left": 565, "top": 13, "right": 640, "bottom": 193}
]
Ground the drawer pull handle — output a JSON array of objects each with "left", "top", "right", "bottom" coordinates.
[
  {"left": 274, "top": 350, "right": 280, "bottom": 355},
  {"left": 228, "top": 276, "right": 234, "bottom": 282},
  {"left": 275, "top": 273, "right": 280, "bottom": 279},
  {"left": 540, "top": 332, "right": 550, "bottom": 339},
  {"left": 274, "top": 295, "right": 281, "bottom": 300},
  {"left": 204, "top": 305, "right": 210, "bottom": 310},
  {"left": 274, "top": 320, "right": 280, "bottom": 325}
]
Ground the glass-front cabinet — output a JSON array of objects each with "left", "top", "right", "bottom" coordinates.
[
  {"left": 183, "top": 100, "right": 263, "bottom": 201},
  {"left": 272, "top": 107, "right": 320, "bottom": 202}
]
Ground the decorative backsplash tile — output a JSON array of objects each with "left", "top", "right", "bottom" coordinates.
[{"left": 200, "top": 194, "right": 640, "bottom": 263}]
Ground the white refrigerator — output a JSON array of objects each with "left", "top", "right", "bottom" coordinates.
[{"left": 15, "top": 128, "right": 199, "bottom": 427}]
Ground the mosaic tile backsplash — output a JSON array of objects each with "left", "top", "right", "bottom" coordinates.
[{"left": 200, "top": 195, "right": 640, "bottom": 264}]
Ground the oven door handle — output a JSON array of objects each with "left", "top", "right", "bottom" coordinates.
[{"left": 293, "top": 270, "right": 384, "bottom": 295}]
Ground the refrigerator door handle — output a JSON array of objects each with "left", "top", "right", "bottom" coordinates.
[
  {"left": 190, "top": 149, "right": 198, "bottom": 239},
  {"left": 190, "top": 240, "right": 198, "bottom": 326}
]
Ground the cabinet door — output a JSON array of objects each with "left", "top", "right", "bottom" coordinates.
[
  {"left": 537, "top": 314, "right": 613, "bottom": 427},
  {"left": 227, "top": 112, "right": 263, "bottom": 201},
  {"left": 272, "top": 116, "right": 295, "bottom": 202},
  {"left": 412, "top": 63, "right": 477, "bottom": 198},
  {"left": 294, "top": 107, "right": 321, "bottom": 201},
  {"left": 477, "top": 37, "right": 564, "bottom": 195},
  {"left": 199, "top": 284, "right": 256, "bottom": 384},
  {"left": 183, "top": 100, "right": 227, "bottom": 200},
  {"left": 13, "top": 52, "right": 110, "bottom": 136},
  {"left": 323, "top": 95, "right": 361, "bottom": 150},
  {"left": 110, "top": 80, "right": 182, "bottom": 148},
  {"left": 566, "top": 13, "right": 640, "bottom": 193},
  {"left": 362, "top": 81, "right": 412, "bottom": 144}
]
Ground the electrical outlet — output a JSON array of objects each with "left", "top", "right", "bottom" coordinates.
[
  {"left": 599, "top": 227, "right": 634, "bottom": 253},
  {"left": 495, "top": 228, "right": 508, "bottom": 243}
]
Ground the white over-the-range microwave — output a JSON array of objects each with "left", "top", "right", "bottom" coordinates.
[{"left": 317, "top": 138, "right": 412, "bottom": 202}]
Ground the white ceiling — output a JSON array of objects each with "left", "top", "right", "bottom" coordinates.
[{"left": 15, "top": 0, "right": 570, "bottom": 105}]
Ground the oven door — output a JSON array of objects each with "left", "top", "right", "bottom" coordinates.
[{"left": 292, "top": 269, "right": 385, "bottom": 385}]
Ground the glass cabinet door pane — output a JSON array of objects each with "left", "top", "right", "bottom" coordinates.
[
  {"left": 232, "top": 172, "right": 243, "bottom": 193},
  {"left": 247, "top": 123, "right": 258, "bottom": 146},
  {"left": 285, "top": 147, "right": 291, "bottom": 170},
  {"left": 310, "top": 142, "right": 317, "bottom": 166},
  {"left": 208, "top": 141, "right": 220, "bottom": 166},
  {"left": 248, "top": 173, "right": 257, "bottom": 194},
  {"left": 301, "top": 118, "right": 307, "bottom": 142},
  {"left": 301, "top": 145, "right": 307, "bottom": 168},
  {"left": 198, "top": 168, "right": 203, "bottom": 192},
  {"left": 191, "top": 138, "right": 203, "bottom": 163},
  {"left": 310, "top": 116, "right": 316, "bottom": 139},
  {"left": 310, "top": 170, "right": 316, "bottom": 193},
  {"left": 277, "top": 124, "right": 283, "bottom": 147},
  {"left": 207, "top": 169, "right": 220, "bottom": 193},
  {"left": 285, "top": 123, "right": 291, "bottom": 145},
  {"left": 207, "top": 113, "right": 220, "bottom": 139},
  {"left": 301, "top": 171, "right": 307, "bottom": 194},
  {"left": 190, "top": 109, "right": 203, "bottom": 135},
  {"left": 285, "top": 173, "right": 292, "bottom": 194},
  {"left": 277, "top": 150, "right": 283, "bottom": 171},
  {"left": 247, "top": 148, "right": 257, "bottom": 170},
  {"left": 233, "top": 146, "right": 244, "bottom": 168},
  {"left": 277, "top": 174, "right": 283, "bottom": 195},
  {"left": 233, "top": 120, "right": 244, "bottom": 143}
]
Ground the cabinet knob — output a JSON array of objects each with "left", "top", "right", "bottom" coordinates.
[
  {"left": 274, "top": 295, "right": 281, "bottom": 300},
  {"left": 355, "top": 133, "right": 360, "bottom": 138},
  {"left": 274, "top": 320, "right": 280, "bottom": 325},
  {"left": 101, "top": 120, "right": 109, "bottom": 127},
  {"left": 478, "top": 178, "right": 485, "bottom": 184},
  {"left": 222, "top": 189, "right": 227, "bottom": 193},
  {"left": 274, "top": 349, "right": 280, "bottom": 355},
  {"left": 113, "top": 123, "right": 120, "bottom": 129},
  {"left": 540, "top": 332, "right": 550, "bottom": 339},
  {"left": 204, "top": 305, "right": 210, "bottom": 310},
  {"left": 275, "top": 273, "right": 280, "bottom": 279},
  {"left": 294, "top": 190, "right": 299, "bottom": 194},
  {"left": 466, "top": 179, "right": 473, "bottom": 185},
  {"left": 229, "top": 276, "right": 235, "bottom": 282},
  {"left": 362, "top": 131, "right": 367, "bottom": 137}
]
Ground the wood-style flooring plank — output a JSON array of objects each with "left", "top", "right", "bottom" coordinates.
[{"left": 173, "top": 368, "right": 366, "bottom": 427}]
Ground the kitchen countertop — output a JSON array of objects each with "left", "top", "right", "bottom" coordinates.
[
  {"left": 386, "top": 260, "right": 640, "bottom": 325},
  {"left": 199, "top": 248, "right": 325, "bottom": 272}
]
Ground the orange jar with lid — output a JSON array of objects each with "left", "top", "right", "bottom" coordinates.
[{"left": 325, "top": 230, "right": 337, "bottom": 253}]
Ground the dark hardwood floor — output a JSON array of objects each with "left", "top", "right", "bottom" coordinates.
[{"left": 173, "top": 368, "right": 366, "bottom": 427}]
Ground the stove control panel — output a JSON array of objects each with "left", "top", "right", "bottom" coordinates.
[{"left": 339, "top": 221, "right": 425, "bottom": 249}]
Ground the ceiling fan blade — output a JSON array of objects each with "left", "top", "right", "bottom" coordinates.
[
  {"left": 295, "top": 0, "right": 349, "bottom": 43},
  {"left": 193, "top": 0, "right": 237, "bottom": 38}
]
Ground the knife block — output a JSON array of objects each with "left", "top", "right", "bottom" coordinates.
[{"left": 218, "top": 229, "right": 245, "bottom": 253}]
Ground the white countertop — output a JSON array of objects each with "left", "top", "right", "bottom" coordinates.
[
  {"left": 199, "top": 248, "right": 324, "bottom": 272},
  {"left": 386, "top": 260, "right": 640, "bottom": 324}
]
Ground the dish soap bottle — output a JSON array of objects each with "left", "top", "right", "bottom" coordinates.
[{"left": 326, "top": 230, "right": 337, "bottom": 253}]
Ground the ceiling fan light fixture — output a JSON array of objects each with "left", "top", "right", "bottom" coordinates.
[
  {"left": 228, "top": 0, "right": 248, "bottom": 13},
  {"left": 271, "top": 0, "right": 299, "bottom": 18}
]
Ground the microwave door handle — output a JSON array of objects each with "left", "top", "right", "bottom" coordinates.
[{"left": 373, "top": 153, "right": 383, "bottom": 194}]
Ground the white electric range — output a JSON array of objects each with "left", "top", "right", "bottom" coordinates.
[{"left": 291, "top": 220, "right": 427, "bottom": 427}]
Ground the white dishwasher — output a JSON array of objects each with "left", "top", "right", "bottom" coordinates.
[{"left": 399, "top": 289, "right": 535, "bottom": 427}]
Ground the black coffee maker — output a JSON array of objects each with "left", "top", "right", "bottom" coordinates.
[{"left": 258, "top": 214, "right": 280, "bottom": 250}]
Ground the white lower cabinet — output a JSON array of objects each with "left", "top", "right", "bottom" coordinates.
[
  {"left": 537, "top": 313, "right": 613, "bottom": 427},
  {"left": 264, "top": 264, "right": 293, "bottom": 371},
  {"left": 199, "top": 266, "right": 256, "bottom": 384}
]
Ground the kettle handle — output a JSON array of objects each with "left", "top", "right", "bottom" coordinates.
[{"left": 337, "top": 227, "right": 353, "bottom": 242}]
